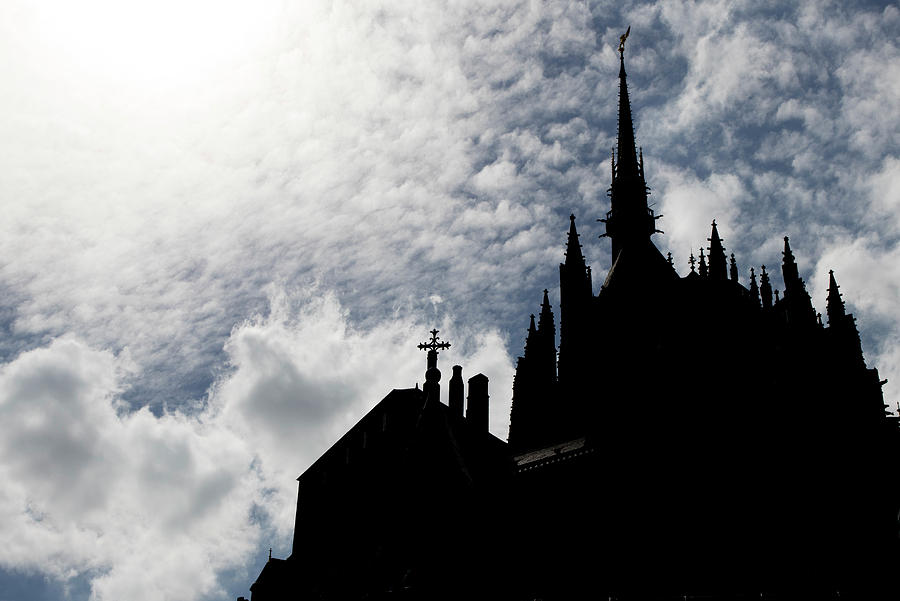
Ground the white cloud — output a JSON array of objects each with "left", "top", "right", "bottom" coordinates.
[
  {"left": 654, "top": 165, "right": 743, "bottom": 272},
  {"left": 1, "top": 0, "right": 899, "bottom": 598},
  {"left": 0, "top": 288, "right": 514, "bottom": 601},
  {"left": 0, "top": 338, "right": 259, "bottom": 600}
]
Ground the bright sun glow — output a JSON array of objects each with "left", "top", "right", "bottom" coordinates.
[{"left": 30, "top": 1, "right": 281, "bottom": 90}]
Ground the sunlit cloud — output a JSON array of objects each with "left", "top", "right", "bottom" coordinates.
[{"left": 0, "top": 0, "right": 897, "bottom": 599}]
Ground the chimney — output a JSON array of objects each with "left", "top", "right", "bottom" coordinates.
[
  {"left": 466, "top": 373, "right": 489, "bottom": 432},
  {"left": 449, "top": 365, "right": 464, "bottom": 418}
]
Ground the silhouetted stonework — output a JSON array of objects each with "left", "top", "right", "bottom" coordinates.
[{"left": 245, "top": 45, "right": 900, "bottom": 601}]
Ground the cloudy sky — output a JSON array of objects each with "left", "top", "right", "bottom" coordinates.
[{"left": 0, "top": 1, "right": 898, "bottom": 599}]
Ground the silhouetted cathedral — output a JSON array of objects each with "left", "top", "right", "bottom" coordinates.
[{"left": 243, "top": 40, "right": 899, "bottom": 600}]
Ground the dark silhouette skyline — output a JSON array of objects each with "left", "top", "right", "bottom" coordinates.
[{"left": 243, "top": 38, "right": 900, "bottom": 601}]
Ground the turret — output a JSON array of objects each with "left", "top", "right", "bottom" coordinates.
[
  {"left": 825, "top": 270, "right": 865, "bottom": 369},
  {"left": 707, "top": 220, "right": 728, "bottom": 281},
  {"left": 781, "top": 236, "right": 817, "bottom": 326},
  {"left": 523, "top": 314, "right": 537, "bottom": 359},
  {"left": 729, "top": 253, "right": 738, "bottom": 283},
  {"left": 698, "top": 248, "right": 708, "bottom": 278},
  {"left": 749, "top": 267, "right": 761, "bottom": 308},
  {"left": 826, "top": 270, "right": 846, "bottom": 325},
  {"left": 536, "top": 289, "right": 558, "bottom": 384},
  {"left": 509, "top": 289, "right": 558, "bottom": 451},
  {"left": 558, "top": 215, "right": 592, "bottom": 381},
  {"left": 760, "top": 265, "right": 773, "bottom": 309}
]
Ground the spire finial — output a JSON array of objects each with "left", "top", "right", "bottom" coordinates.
[
  {"left": 418, "top": 329, "right": 450, "bottom": 391},
  {"left": 698, "top": 248, "right": 708, "bottom": 277},
  {"left": 689, "top": 249, "right": 696, "bottom": 273},
  {"left": 618, "top": 25, "right": 630, "bottom": 58},
  {"left": 667, "top": 251, "right": 673, "bottom": 267}
]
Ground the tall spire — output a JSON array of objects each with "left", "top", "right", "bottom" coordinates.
[
  {"left": 827, "top": 270, "right": 846, "bottom": 324},
  {"left": 601, "top": 27, "right": 661, "bottom": 262},
  {"left": 616, "top": 39, "right": 639, "bottom": 183},
  {"left": 707, "top": 220, "right": 727, "bottom": 281}
]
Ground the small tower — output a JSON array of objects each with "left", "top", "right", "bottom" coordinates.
[
  {"left": 698, "top": 248, "right": 708, "bottom": 278},
  {"left": 729, "top": 253, "right": 739, "bottom": 283}
]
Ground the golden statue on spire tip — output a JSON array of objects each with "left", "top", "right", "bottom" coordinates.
[{"left": 618, "top": 25, "right": 630, "bottom": 57}]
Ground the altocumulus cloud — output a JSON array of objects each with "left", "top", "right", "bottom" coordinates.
[
  {"left": 0, "top": 289, "right": 512, "bottom": 601},
  {"left": 0, "top": 0, "right": 898, "bottom": 599}
]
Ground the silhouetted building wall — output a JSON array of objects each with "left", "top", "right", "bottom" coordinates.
[{"left": 245, "top": 42, "right": 900, "bottom": 601}]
